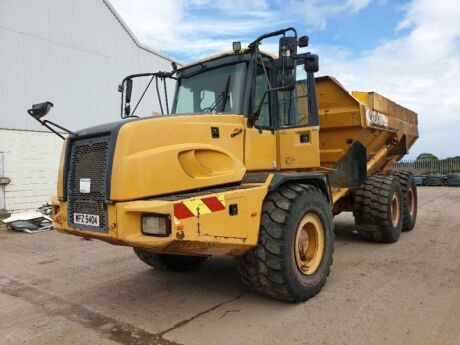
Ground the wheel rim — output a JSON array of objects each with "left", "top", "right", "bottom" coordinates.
[
  {"left": 408, "top": 187, "right": 415, "bottom": 217},
  {"left": 294, "top": 213, "right": 325, "bottom": 275},
  {"left": 391, "top": 192, "right": 400, "bottom": 227}
]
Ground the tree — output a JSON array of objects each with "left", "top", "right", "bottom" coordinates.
[{"left": 416, "top": 153, "right": 438, "bottom": 162}]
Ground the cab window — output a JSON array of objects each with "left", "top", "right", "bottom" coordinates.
[
  {"left": 253, "top": 65, "right": 271, "bottom": 128},
  {"left": 174, "top": 62, "right": 247, "bottom": 114},
  {"left": 277, "top": 68, "right": 310, "bottom": 128}
]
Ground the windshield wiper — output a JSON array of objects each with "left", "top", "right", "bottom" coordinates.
[
  {"left": 203, "top": 75, "right": 231, "bottom": 113},
  {"left": 220, "top": 75, "right": 231, "bottom": 112}
]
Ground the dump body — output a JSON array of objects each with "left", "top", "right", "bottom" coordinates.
[
  {"left": 307, "top": 76, "right": 418, "bottom": 203},
  {"left": 316, "top": 76, "right": 418, "bottom": 171}
]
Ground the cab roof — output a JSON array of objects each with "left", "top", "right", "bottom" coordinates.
[{"left": 178, "top": 48, "right": 277, "bottom": 72}]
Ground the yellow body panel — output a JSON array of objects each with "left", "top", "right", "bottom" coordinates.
[
  {"left": 53, "top": 181, "right": 270, "bottom": 256},
  {"left": 110, "top": 115, "right": 246, "bottom": 201},
  {"left": 56, "top": 139, "right": 67, "bottom": 198},
  {"left": 244, "top": 126, "right": 277, "bottom": 170},
  {"left": 277, "top": 126, "right": 320, "bottom": 169}
]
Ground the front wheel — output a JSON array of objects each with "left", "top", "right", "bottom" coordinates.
[
  {"left": 133, "top": 248, "right": 207, "bottom": 272},
  {"left": 237, "top": 184, "right": 334, "bottom": 302}
]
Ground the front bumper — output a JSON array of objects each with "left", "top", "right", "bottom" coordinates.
[{"left": 52, "top": 185, "right": 268, "bottom": 256}]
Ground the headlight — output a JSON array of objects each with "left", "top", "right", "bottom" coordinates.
[{"left": 141, "top": 214, "right": 171, "bottom": 237}]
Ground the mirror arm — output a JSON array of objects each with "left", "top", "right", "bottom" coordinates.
[
  {"left": 155, "top": 76, "right": 165, "bottom": 115},
  {"left": 294, "top": 52, "right": 310, "bottom": 65},
  {"left": 40, "top": 121, "right": 65, "bottom": 140},
  {"left": 249, "top": 27, "right": 297, "bottom": 48},
  {"left": 29, "top": 116, "right": 74, "bottom": 140},
  {"left": 120, "top": 72, "right": 174, "bottom": 83},
  {"left": 163, "top": 77, "right": 169, "bottom": 114},
  {"left": 256, "top": 49, "right": 271, "bottom": 89},
  {"left": 119, "top": 71, "right": 176, "bottom": 119},
  {"left": 42, "top": 120, "right": 76, "bottom": 136},
  {"left": 129, "top": 75, "right": 154, "bottom": 117}
]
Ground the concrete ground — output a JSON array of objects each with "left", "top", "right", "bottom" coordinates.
[{"left": 0, "top": 187, "right": 459, "bottom": 345}]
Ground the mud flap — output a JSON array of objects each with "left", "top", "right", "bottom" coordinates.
[{"left": 328, "top": 141, "right": 367, "bottom": 188}]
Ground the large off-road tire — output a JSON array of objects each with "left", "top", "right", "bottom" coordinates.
[
  {"left": 386, "top": 171, "right": 417, "bottom": 231},
  {"left": 447, "top": 173, "right": 460, "bottom": 187},
  {"left": 425, "top": 174, "right": 445, "bottom": 186},
  {"left": 237, "top": 184, "right": 334, "bottom": 302},
  {"left": 133, "top": 248, "right": 207, "bottom": 272},
  {"left": 353, "top": 174, "right": 403, "bottom": 243}
]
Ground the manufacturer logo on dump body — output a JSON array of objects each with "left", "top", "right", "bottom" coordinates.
[
  {"left": 366, "top": 109, "right": 389, "bottom": 129},
  {"left": 173, "top": 195, "right": 226, "bottom": 222}
]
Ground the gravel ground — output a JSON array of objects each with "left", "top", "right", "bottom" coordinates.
[{"left": 0, "top": 186, "right": 459, "bottom": 345}]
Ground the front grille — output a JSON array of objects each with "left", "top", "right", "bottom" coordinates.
[{"left": 67, "top": 136, "right": 111, "bottom": 232}]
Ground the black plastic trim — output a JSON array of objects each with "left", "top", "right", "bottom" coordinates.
[
  {"left": 242, "top": 173, "right": 270, "bottom": 184},
  {"left": 63, "top": 119, "right": 137, "bottom": 201},
  {"left": 328, "top": 141, "right": 367, "bottom": 188},
  {"left": 269, "top": 172, "right": 331, "bottom": 203}
]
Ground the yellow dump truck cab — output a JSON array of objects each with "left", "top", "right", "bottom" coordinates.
[{"left": 45, "top": 28, "right": 418, "bottom": 302}]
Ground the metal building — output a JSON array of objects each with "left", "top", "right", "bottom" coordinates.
[{"left": 0, "top": 0, "right": 177, "bottom": 215}]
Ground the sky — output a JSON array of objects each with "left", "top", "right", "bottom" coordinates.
[{"left": 109, "top": 0, "right": 460, "bottom": 159}]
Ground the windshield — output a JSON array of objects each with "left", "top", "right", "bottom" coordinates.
[{"left": 173, "top": 62, "right": 247, "bottom": 114}]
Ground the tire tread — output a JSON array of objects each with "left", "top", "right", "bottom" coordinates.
[
  {"left": 353, "top": 174, "right": 403, "bottom": 242},
  {"left": 237, "top": 184, "right": 334, "bottom": 302}
]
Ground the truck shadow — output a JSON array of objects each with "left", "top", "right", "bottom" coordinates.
[
  {"left": 333, "top": 217, "right": 361, "bottom": 242},
  {"left": 98, "top": 219, "right": 370, "bottom": 311},
  {"left": 70, "top": 217, "right": 379, "bottom": 329}
]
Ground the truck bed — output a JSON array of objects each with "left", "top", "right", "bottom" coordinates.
[{"left": 314, "top": 76, "right": 418, "bottom": 175}]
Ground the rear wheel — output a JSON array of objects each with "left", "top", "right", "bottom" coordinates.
[
  {"left": 133, "top": 248, "right": 207, "bottom": 272},
  {"left": 237, "top": 184, "right": 334, "bottom": 302},
  {"left": 353, "top": 174, "right": 403, "bottom": 243},
  {"left": 387, "top": 171, "right": 417, "bottom": 231}
]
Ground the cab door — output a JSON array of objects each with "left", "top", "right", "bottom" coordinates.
[
  {"left": 276, "top": 73, "right": 320, "bottom": 170},
  {"left": 244, "top": 65, "right": 277, "bottom": 171}
]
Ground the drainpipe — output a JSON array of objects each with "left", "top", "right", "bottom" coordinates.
[{"left": 0, "top": 152, "right": 11, "bottom": 219}]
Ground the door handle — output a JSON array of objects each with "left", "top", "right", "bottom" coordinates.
[{"left": 231, "top": 128, "right": 243, "bottom": 137}]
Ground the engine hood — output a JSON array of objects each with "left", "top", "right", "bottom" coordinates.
[{"left": 109, "top": 114, "right": 246, "bottom": 201}]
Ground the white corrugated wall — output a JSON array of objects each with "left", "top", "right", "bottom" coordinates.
[
  {"left": 0, "top": 0, "right": 177, "bottom": 213},
  {"left": 0, "top": 0, "right": 176, "bottom": 131}
]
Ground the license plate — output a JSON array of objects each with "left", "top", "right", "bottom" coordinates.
[{"left": 74, "top": 213, "right": 100, "bottom": 227}]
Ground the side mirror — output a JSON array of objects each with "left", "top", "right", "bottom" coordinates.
[
  {"left": 298, "top": 35, "right": 309, "bottom": 48},
  {"left": 27, "top": 101, "right": 54, "bottom": 119},
  {"left": 124, "top": 78, "right": 133, "bottom": 116},
  {"left": 125, "top": 78, "right": 133, "bottom": 104},
  {"left": 304, "top": 54, "right": 319, "bottom": 73},
  {"left": 26, "top": 101, "right": 75, "bottom": 139}
]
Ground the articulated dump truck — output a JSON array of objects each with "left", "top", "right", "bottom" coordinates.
[{"left": 29, "top": 28, "right": 418, "bottom": 302}]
